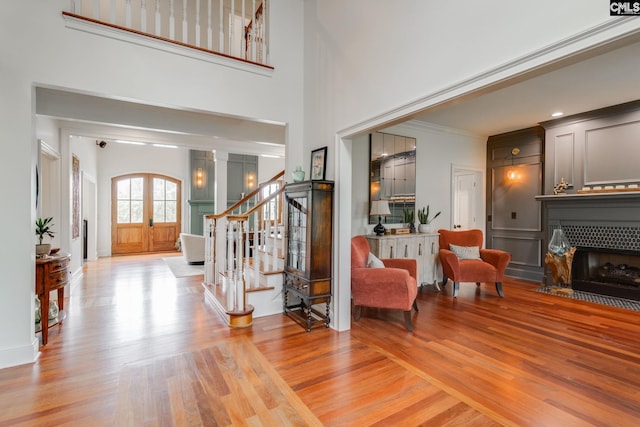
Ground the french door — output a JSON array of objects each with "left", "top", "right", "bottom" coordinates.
[{"left": 111, "top": 173, "right": 181, "bottom": 255}]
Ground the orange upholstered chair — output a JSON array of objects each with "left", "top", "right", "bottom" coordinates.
[
  {"left": 438, "top": 229, "right": 511, "bottom": 298},
  {"left": 350, "top": 236, "right": 419, "bottom": 331}
]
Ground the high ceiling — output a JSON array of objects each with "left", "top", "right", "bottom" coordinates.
[{"left": 410, "top": 36, "right": 640, "bottom": 137}]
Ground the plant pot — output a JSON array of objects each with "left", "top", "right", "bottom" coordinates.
[
  {"left": 36, "top": 243, "right": 51, "bottom": 256},
  {"left": 418, "top": 224, "right": 433, "bottom": 234}
]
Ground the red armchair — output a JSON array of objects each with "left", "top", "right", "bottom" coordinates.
[
  {"left": 438, "top": 229, "right": 511, "bottom": 298},
  {"left": 351, "top": 236, "right": 419, "bottom": 331}
]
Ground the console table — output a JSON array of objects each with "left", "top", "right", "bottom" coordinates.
[
  {"left": 35, "top": 253, "right": 70, "bottom": 345},
  {"left": 366, "top": 233, "right": 440, "bottom": 290}
]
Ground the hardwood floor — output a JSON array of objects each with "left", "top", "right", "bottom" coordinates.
[{"left": 1, "top": 254, "right": 640, "bottom": 426}]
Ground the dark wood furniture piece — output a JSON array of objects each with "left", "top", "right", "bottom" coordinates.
[
  {"left": 35, "top": 253, "right": 70, "bottom": 345},
  {"left": 283, "top": 180, "right": 334, "bottom": 331}
]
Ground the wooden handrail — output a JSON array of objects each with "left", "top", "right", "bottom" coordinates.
[
  {"left": 62, "top": 11, "right": 273, "bottom": 70},
  {"left": 206, "top": 170, "right": 284, "bottom": 220},
  {"left": 227, "top": 186, "right": 285, "bottom": 222}
]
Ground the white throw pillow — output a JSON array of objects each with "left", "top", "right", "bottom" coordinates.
[
  {"left": 367, "top": 252, "right": 385, "bottom": 268},
  {"left": 449, "top": 244, "right": 482, "bottom": 260}
]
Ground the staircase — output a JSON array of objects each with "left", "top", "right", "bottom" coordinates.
[{"left": 202, "top": 170, "right": 285, "bottom": 327}]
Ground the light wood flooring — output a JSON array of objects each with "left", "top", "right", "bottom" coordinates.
[{"left": 1, "top": 253, "right": 639, "bottom": 426}]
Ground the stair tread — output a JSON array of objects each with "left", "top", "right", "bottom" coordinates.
[{"left": 247, "top": 258, "right": 284, "bottom": 275}]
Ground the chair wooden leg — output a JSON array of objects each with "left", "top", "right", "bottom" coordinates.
[
  {"left": 412, "top": 298, "right": 419, "bottom": 312},
  {"left": 442, "top": 275, "right": 448, "bottom": 287},
  {"left": 403, "top": 310, "right": 413, "bottom": 332},
  {"left": 453, "top": 281, "right": 460, "bottom": 298},
  {"left": 476, "top": 282, "right": 481, "bottom": 286},
  {"left": 496, "top": 282, "right": 504, "bottom": 298},
  {"left": 354, "top": 305, "right": 362, "bottom": 321}
]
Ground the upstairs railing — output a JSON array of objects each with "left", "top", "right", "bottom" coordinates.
[
  {"left": 65, "top": 0, "right": 269, "bottom": 67},
  {"left": 204, "top": 170, "right": 284, "bottom": 314}
]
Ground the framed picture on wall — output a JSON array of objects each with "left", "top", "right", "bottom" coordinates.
[{"left": 310, "top": 146, "right": 327, "bottom": 180}]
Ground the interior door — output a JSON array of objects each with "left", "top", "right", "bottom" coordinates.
[
  {"left": 111, "top": 174, "right": 181, "bottom": 255},
  {"left": 452, "top": 169, "right": 481, "bottom": 230}
]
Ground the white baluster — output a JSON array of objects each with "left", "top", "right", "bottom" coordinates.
[
  {"left": 170, "top": 0, "right": 175, "bottom": 40},
  {"left": 141, "top": 0, "right": 147, "bottom": 32},
  {"left": 155, "top": 0, "right": 161, "bottom": 36},
  {"left": 230, "top": 0, "right": 234, "bottom": 55},
  {"left": 110, "top": 0, "right": 116, "bottom": 23},
  {"left": 207, "top": 0, "right": 212, "bottom": 49},
  {"left": 227, "top": 221, "right": 234, "bottom": 274},
  {"left": 218, "top": 0, "right": 223, "bottom": 52},
  {"left": 251, "top": 0, "right": 255, "bottom": 61},
  {"left": 125, "top": 0, "right": 131, "bottom": 28},
  {"left": 182, "top": 0, "right": 188, "bottom": 43},
  {"left": 195, "top": 0, "right": 201, "bottom": 47},
  {"left": 93, "top": 0, "right": 100, "bottom": 19},
  {"left": 241, "top": 0, "right": 245, "bottom": 59}
]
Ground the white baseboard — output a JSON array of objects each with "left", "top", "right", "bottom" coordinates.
[{"left": 0, "top": 338, "right": 40, "bottom": 370}]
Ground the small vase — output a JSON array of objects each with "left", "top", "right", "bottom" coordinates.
[
  {"left": 292, "top": 167, "right": 305, "bottom": 182},
  {"left": 548, "top": 228, "right": 570, "bottom": 256}
]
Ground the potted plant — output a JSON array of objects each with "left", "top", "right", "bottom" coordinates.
[
  {"left": 403, "top": 208, "right": 416, "bottom": 233},
  {"left": 417, "top": 206, "right": 441, "bottom": 233},
  {"left": 35, "top": 217, "right": 55, "bottom": 256}
]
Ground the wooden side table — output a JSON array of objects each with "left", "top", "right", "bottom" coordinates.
[{"left": 35, "top": 253, "right": 70, "bottom": 345}]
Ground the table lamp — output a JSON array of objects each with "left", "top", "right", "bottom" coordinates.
[{"left": 370, "top": 200, "right": 391, "bottom": 236}]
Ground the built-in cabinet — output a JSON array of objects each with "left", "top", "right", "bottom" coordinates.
[
  {"left": 283, "top": 180, "right": 334, "bottom": 331},
  {"left": 366, "top": 233, "right": 439, "bottom": 288}
]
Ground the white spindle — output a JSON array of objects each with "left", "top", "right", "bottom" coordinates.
[
  {"left": 207, "top": 0, "right": 212, "bottom": 49},
  {"left": 250, "top": 0, "right": 255, "bottom": 61},
  {"left": 110, "top": 0, "right": 116, "bottom": 23},
  {"left": 230, "top": 0, "right": 235, "bottom": 55},
  {"left": 155, "top": 0, "right": 161, "bottom": 36},
  {"left": 262, "top": 0, "right": 268, "bottom": 63},
  {"left": 195, "top": 0, "right": 201, "bottom": 47},
  {"left": 125, "top": 0, "right": 131, "bottom": 27},
  {"left": 169, "top": 0, "right": 175, "bottom": 40},
  {"left": 182, "top": 0, "right": 188, "bottom": 43},
  {"left": 241, "top": 0, "right": 245, "bottom": 59},
  {"left": 219, "top": 0, "right": 224, "bottom": 53},
  {"left": 140, "top": 0, "right": 147, "bottom": 32}
]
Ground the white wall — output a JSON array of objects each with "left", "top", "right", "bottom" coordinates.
[
  {"left": 350, "top": 123, "right": 485, "bottom": 237},
  {"left": 96, "top": 142, "right": 190, "bottom": 257},
  {"left": 0, "top": 0, "right": 304, "bottom": 368},
  {"left": 258, "top": 156, "right": 286, "bottom": 183}
]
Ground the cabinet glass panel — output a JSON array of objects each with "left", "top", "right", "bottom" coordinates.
[{"left": 287, "top": 195, "right": 307, "bottom": 273}]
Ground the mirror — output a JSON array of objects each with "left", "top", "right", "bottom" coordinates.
[{"left": 369, "top": 132, "right": 416, "bottom": 224}]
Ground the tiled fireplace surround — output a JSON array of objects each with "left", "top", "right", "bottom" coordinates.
[{"left": 539, "top": 192, "right": 640, "bottom": 300}]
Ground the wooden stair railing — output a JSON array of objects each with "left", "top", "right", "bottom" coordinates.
[{"left": 203, "top": 170, "right": 285, "bottom": 327}]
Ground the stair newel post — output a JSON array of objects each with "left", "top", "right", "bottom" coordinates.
[{"left": 236, "top": 219, "right": 245, "bottom": 312}]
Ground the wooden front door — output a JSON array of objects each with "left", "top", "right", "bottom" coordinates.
[{"left": 111, "top": 174, "right": 181, "bottom": 255}]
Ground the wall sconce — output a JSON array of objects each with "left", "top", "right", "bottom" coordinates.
[
  {"left": 506, "top": 147, "right": 521, "bottom": 181},
  {"left": 246, "top": 172, "right": 255, "bottom": 189},
  {"left": 194, "top": 167, "right": 205, "bottom": 189}
]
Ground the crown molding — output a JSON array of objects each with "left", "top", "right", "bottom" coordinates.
[{"left": 338, "top": 17, "right": 640, "bottom": 140}]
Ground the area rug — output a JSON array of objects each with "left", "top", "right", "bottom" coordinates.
[
  {"left": 163, "top": 256, "right": 204, "bottom": 278},
  {"left": 535, "top": 286, "right": 640, "bottom": 312}
]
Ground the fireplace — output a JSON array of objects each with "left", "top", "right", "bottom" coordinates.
[
  {"left": 537, "top": 192, "right": 640, "bottom": 294},
  {"left": 572, "top": 247, "right": 640, "bottom": 301}
]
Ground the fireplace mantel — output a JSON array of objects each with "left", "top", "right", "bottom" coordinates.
[
  {"left": 537, "top": 191, "right": 640, "bottom": 286},
  {"left": 535, "top": 192, "right": 640, "bottom": 202}
]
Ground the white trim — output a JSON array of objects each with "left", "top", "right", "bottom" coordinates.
[
  {"left": 338, "top": 18, "right": 640, "bottom": 139},
  {"left": 62, "top": 13, "right": 274, "bottom": 77},
  {"left": 0, "top": 339, "right": 40, "bottom": 369},
  {"left": 39, "top": 140, "right": 60, "bottom": 159}
]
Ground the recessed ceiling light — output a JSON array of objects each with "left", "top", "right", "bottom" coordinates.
[{"left": 551, "top": 111, "right": 564, "bottom": 117}]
